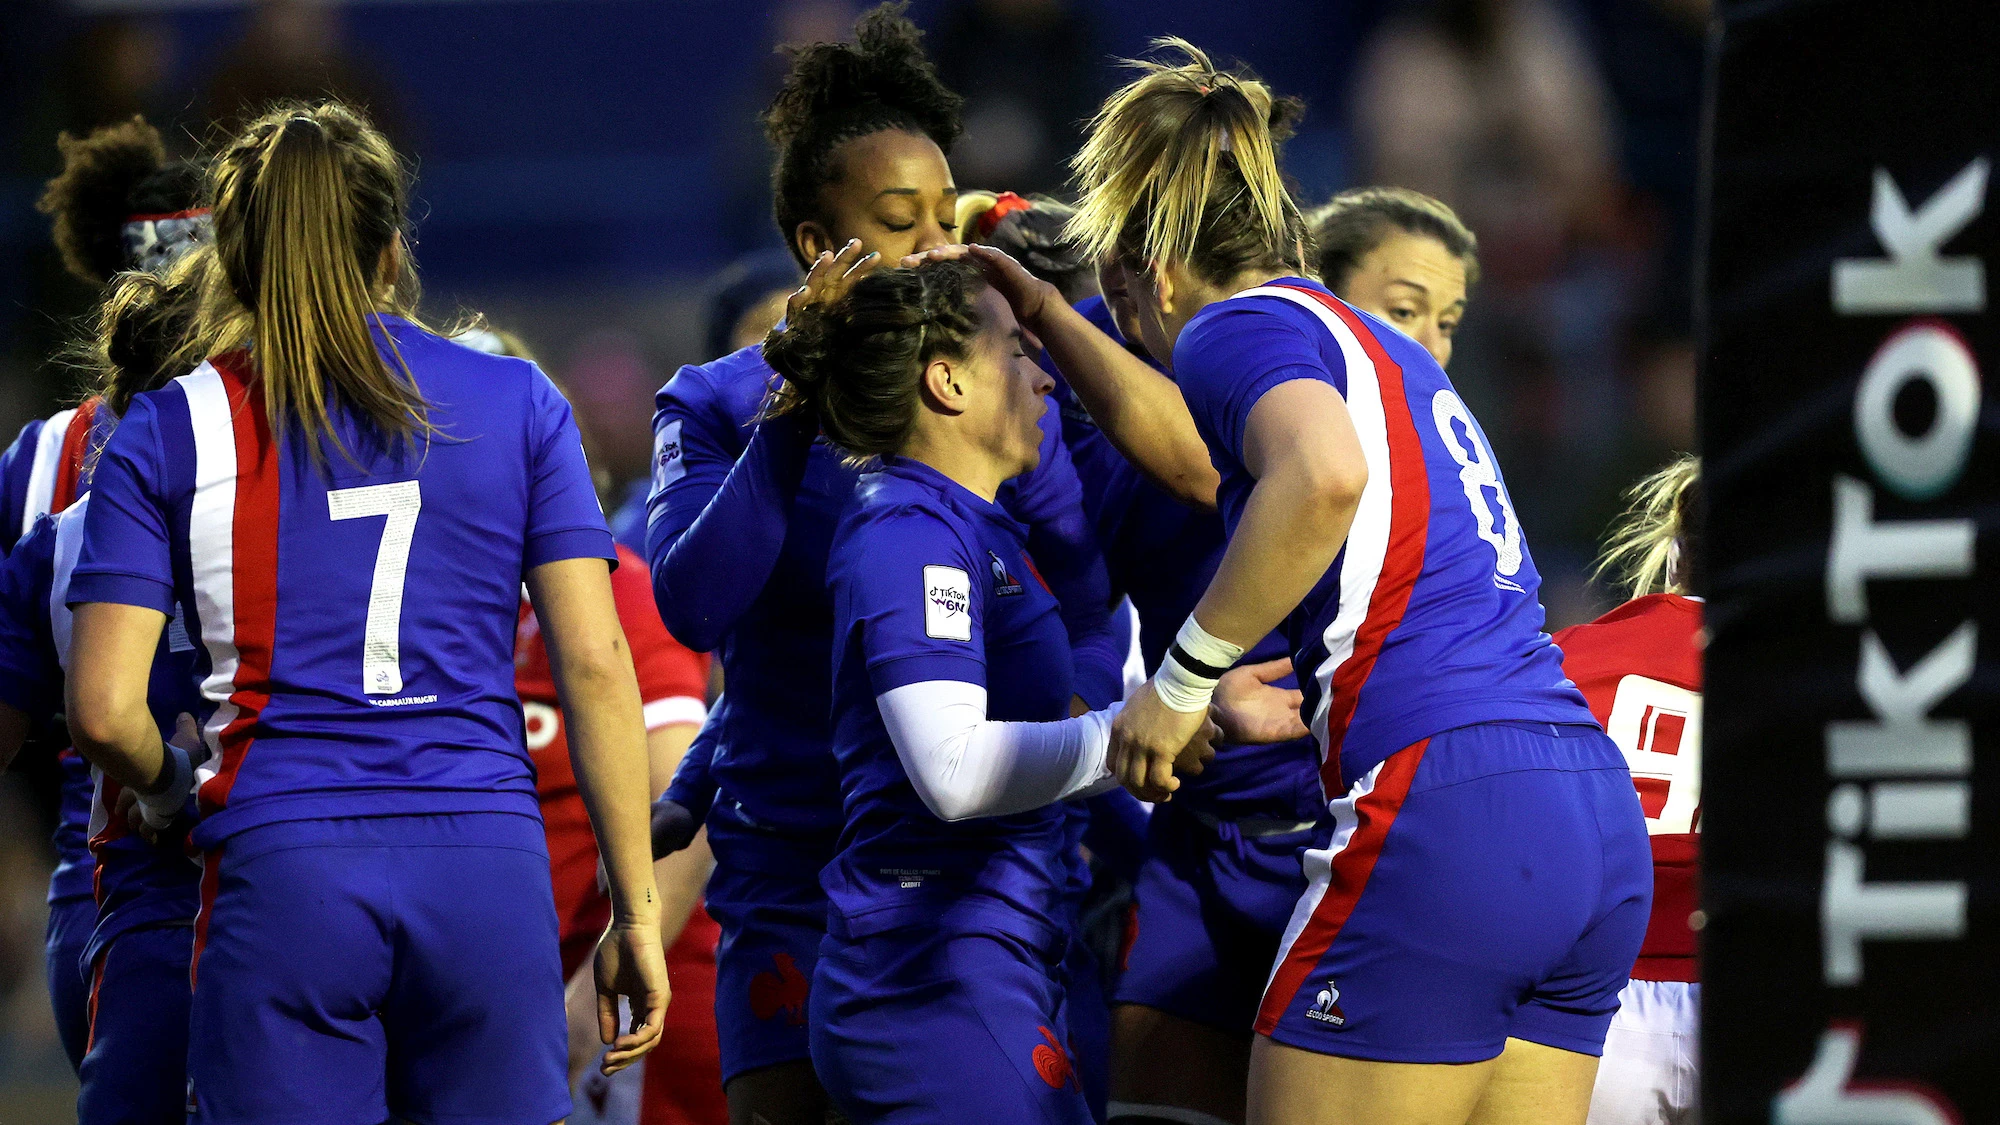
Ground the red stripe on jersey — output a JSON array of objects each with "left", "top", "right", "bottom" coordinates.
[
  {"left": 1254, "top": 738, "right": 1427, "bottom": 1035},
  {"left": 90, "top": 775, "right": 130, "bottom": 860},
  {"left": 200, "top": 353, "right": 279, "bottom": 814},
  {"left": 51, "top": 397, "right": 100, "bottom": 513},
  {"left": 1274, "top": 285, "right": 1432, "bottom": 794},
  {"left": 191, "top": 846, "right": 222, "bottom": 988}
]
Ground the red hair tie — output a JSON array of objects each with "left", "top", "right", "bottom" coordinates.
[{"left": 974, "top": 192, "right": 1033, "bottom": 242}]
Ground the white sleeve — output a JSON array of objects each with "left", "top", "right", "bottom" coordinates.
[{"left": 876, "top": 680, "right": 1122, "bottom": 822}]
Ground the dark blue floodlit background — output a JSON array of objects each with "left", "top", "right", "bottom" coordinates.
[{"left": 0, "top": 2, "right": 1705, "bottom": 1113}]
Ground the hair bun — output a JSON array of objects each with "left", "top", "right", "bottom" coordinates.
[
  {"left": 763, "top": 2, "right": 963, "bottom": 153},
  {"left": 37, "top": 116, "right": 171, "bottom": 285}
]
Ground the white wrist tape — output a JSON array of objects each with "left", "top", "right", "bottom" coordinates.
[
  {"left": 1174, "top": 616, "right": 1245, "bottom": 671},
  {"left": 1152, "top": 652, "right": 1219, "bottom": 713},
  {"left": 137, "top": 742, "right": 193, "bottom": 829}
]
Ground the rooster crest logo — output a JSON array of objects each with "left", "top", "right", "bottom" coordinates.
[
  {"left": 748, "top": 952, "right": 810, "bottom": 1025},
  {"left": 1031, "top": 1026, "right": 1076, "bottom": 1089},
  {"left": 1305, "top": 978, "right": 1347, "bottom": 1026}
]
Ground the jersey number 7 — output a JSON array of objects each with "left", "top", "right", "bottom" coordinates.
[{"left": 328, "top": 480, "right": 422, "bottom": 696}]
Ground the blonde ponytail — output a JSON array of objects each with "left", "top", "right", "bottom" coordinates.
[
  {"left": 1596, "top": 455, "right": 1701, "bottom": 598},
  {"left": 188, "top": 102, "right": 430, "bottom": 463},
  {"left": 1067, "top": 39, "right": 1305, "bottom": 285}
]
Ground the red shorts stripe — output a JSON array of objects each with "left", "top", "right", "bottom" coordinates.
[
  {"left": 86, "top": 947, "right": 106, "bottom": 1052},
  {"left": 191, "top": 846, "right": 223, "bottom": 990},
  {"left": 1254, "top": 738, "right": 1429, "bottom": 1035}
]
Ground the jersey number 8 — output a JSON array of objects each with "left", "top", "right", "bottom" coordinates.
[
  {"left": 328, "top": 480, "right": 422, "bottom": 696},
  {"left": 1430, "top": 390, "right": 1524, "bottom": 592}
]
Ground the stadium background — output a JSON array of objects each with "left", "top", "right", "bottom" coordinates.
[{"left": 0, "top": 0, "right": 1707, "bottom": 1116}]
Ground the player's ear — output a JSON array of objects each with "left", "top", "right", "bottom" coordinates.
[
  {"left": 1151, "top": 260, "right": 1178, "bottom": 315},
  {"left": 795, "top": 221, "right": 833, "bottom": 264},
  {"left": 918, "top": 356, "right": 967, "bottom": 416}
]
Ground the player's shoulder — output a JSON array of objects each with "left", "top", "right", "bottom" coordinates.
[
  {"left": 1176, "top": 278, "right": 1332, "bottom": 375},
  {"left": 843, "top": 467, "right": 976, "bottom": 555},
  {"left": 389, "top": 317, "right": 545, "bottom": 400},
  {"left": 1552, "top": 593, "right": 1703, "bottom": 686},
  {"left": 11, "top": 511, "right": 61, "bottom": 571},
  {"left": 661, "top": 343, "right": 771, "bottom": 424}
]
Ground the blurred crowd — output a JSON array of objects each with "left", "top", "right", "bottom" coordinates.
[{"left": 0, "top": 0, "right": 1707, "bottom": 1112}]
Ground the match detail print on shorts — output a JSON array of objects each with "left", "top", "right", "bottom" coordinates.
[{"left": 924, "top": 565, "right": 972, "bottom": 641}]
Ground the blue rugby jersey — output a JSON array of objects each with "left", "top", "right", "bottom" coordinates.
[
  {"left": 0, "top": 501, "right": 204, "bottom": 962},
  {"left": 643, "top": 344, "right": 1117, "bottom": 835},
  {"left": 823, "top": 458, "right": 1078, "bottom": 953},
  {"left": 1173, "top": 279, "right": 1592, "bottom": 795},
  {"left": 69, "top": 318, "right": 615, "bottom": 849},
  {"left": 1045, "top": 297, "right": 1320, "bottom": 821},
  {"left": 0, "top": 400, "right": 118, "bottom": 902}
]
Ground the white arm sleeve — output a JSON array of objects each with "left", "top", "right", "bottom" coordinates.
[{"left": 876, "top": 680, "right": 1122, "bottom": 822}]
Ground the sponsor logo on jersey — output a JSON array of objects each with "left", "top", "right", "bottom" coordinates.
[
  {"left": 1305, "top": 978, "right": 1347, "bottom": 1026},
  {"left": 748, "top": 951, "right": 810, "bottom": 1025},
  {"left": 924, "top": 565, "right": 972, "bottom": 640},
  {"left": 1031, "top": 1026, "right": 1076, "bottom": 1089},
  {"left": 989, "top": 551, "right": 1024, "bottom": 597},
  {"left": 650, "top": 418, "right": 685, "bottom": 495}
]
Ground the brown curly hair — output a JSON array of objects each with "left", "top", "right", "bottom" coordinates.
[
  {"left": 36, "top": 116, "right": 203, "bottom": 285},
  {"left": 762, "top": 260, "right": 987, "bottom": 462}
]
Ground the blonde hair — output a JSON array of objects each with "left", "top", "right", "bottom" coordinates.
[
  {"left": 1067, "top": 39, "right": 1305, "bottom": 285},
  {"left": 179, "top": 101, "right": 430, "bottom": 463},
  {"left": 1596, "top": 455, "right": 1701, "bottom": 598}
]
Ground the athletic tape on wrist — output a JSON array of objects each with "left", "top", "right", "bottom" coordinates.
[
  {"left": 137, "top": 743, "right": 193, "bottom": 828},
  {"left": 1153, "top": 649, "right": 1220, "bottom": 713},
  {"left": 1174, "top": 616, "right": 1244, "bottom": 673}
]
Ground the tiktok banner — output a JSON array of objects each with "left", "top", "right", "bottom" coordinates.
[{"left": 1702, "top": 2, "right": 2000, "bottom": 1121}]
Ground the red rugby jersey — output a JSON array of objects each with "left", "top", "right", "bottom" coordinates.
[
  {"left": 1553, "top": 593, "right": 1702, "bottom": 983},
  {"left": 516, "top": 543, "right": 709, "bottom": 974}
]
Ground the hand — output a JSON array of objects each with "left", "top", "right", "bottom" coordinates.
[
  {"left": 169, "top": 712, "right": 203, "bottom": 754},
  {"left": 1174, "top": 716, "right": 1222, "bottom": 778},
  {"left": 593, "top": 920, "right": 670, "bottom": 1075},
  {"left": 783, "top": 238, "right": 881, "bottom": 323},
  {"left": 117, "top": 786, "right": 155, "bottom": 844},
  {"left": 1109, "top": 683, "right": 1210, "bottom": 803},
  {"left": 1211, "top": 658, "right": 1308, "bottom": 745},
  {"left": 650, "top": 797, "right": 697, "bottom": 858},
  {"left": 900, "top": 243, "right": 1058, "bottom": 328}
]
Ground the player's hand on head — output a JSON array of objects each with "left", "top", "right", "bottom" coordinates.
[
  {"left": 1210, "top": 657, "right": 1308, "bottom": 745},
  {"left": 1110, "top": 683, "right": 1207, "bottom": 803},
  {"left": 593, "top": 918, "right": 670, "bottom": 1074},
  {"left": 900, "top": 243, "right": 1055, "bottom": 326},
  {"left": 783, "top": 238, "right": 881, "bottom": 324},
  {"left": 650, "top": 797, "right": 698, "bottom": 858}
]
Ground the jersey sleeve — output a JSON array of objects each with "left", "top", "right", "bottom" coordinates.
[
  {"left": 0, "top": 517, "right": 61, "bottom": 718},
  {"left": 524, "top": 365, "right": 616, "bottom": 569},
  {"left": 659, "top": 693, "right": 720, "bottom": 822},
  {"left": 609, "top": 545, "right": 709, "bottom": 729},
  {"left": 68, "top": 395, "right": 176, "bottom": 613},
  {"left": 841, "top": 505, "right": 988, "bottom": 695},
  {"left": 1176, "top": 303, "right": 1338, "bottom": 468},
  {"left": 0, "top": 418, "right": 45, "bottom": 557},
  {"left": 1002, "top": 399, "right": 1122, "bottom": 709},
  {"left": 645, "top": 361, "right": 818, "bottom": 652}
]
